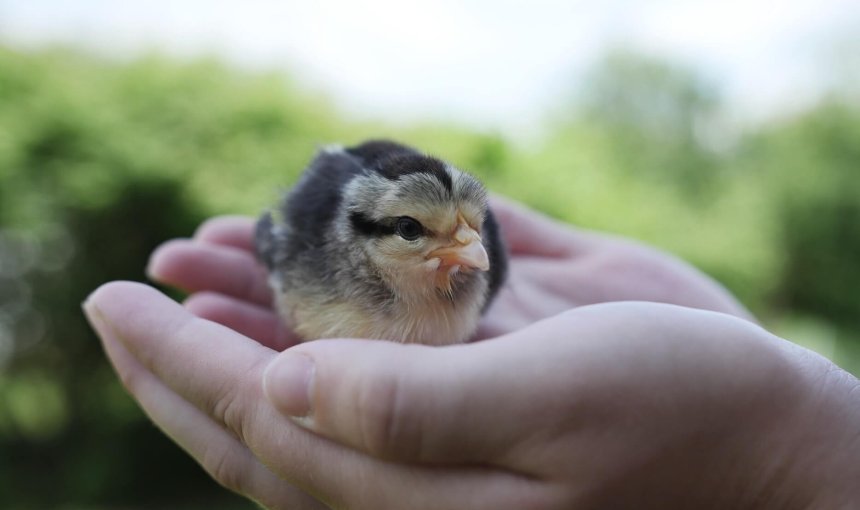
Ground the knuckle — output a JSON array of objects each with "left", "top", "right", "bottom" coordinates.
[
  {"left": 356, "top": 372, "right": 416, "bottom": 459},
  {"left": 207, "top": 359, "right": 268, "bottom": 447},
  {"left": 202, "top": 445, "right": 247, "bottom": 494},
  {"left": 210, "top": 377, "right": 256, "bottom": 447}
]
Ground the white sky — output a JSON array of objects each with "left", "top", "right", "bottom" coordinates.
[{"left": 1, "top": 0, "right": 858, "bottom": 134}]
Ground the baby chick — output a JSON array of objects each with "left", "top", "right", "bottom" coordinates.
[{"left": 255, "top": 139, "right": 507, "bottom": 345}]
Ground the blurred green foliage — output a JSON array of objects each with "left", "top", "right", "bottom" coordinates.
[{"left": 0, "top": 46, "right": 858, "bottom": 508}]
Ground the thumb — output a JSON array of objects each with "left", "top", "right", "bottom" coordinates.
[{"left": 262, "top": 336, "right": 539, "bottom": 465}]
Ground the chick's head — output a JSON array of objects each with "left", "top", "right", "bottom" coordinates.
[{"left": 341, "top": 153, "right": 491, "bottom": 301}]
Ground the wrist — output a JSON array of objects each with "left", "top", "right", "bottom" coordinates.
[
  {"left": 744, "top": 342, "right": 860, "bottom": 509},
  {"left": 789, "top": 352, "right": 860, "bottom": 509}
]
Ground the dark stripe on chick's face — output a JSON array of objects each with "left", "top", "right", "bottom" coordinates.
[{"left": 349, "top": 211, "right": 396, "bottom": 237}]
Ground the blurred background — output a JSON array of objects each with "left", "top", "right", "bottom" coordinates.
[{"left": 1, "top": 1, "right": 858, "bottom": 508}]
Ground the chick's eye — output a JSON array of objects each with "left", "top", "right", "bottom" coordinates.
[{"left": 395, "top": 217, "right": 423, "bottom": 241}]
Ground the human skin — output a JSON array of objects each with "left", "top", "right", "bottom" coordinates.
[{"left": 83, "top": 198, "right": 860, "bottom": 509}]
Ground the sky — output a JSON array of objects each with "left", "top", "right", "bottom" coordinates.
[{"left": 1, "top": 0, "right": 858, "bottom": 134}]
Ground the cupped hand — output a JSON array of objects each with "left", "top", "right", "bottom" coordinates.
[
  {"left": 144, "top": 197, "right": 752, "bottom": 346},
  {"left": 477, "top": 197, "right": 752, "bottom": 337},
  {"left": 84, "top": 198, "right": 859, "bottom": 509},
  {"left": 83, "top": 284, "right": 860, "bottom": 509}
]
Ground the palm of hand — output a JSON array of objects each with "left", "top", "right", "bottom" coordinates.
[{"left": 482, "top": 198, "right": 752, "bottom": 336}]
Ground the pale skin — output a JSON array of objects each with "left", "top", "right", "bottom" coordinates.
[{"left": 83, "top": 197, "right": 860, "bottom": 509}]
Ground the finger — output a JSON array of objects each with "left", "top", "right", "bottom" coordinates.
[
  {"left": 147, "top": 239, "right": 273, "bottom": 307},
  {"left": 490, "top": 195, "right": 594, "bottom": 257},
  {"left": 85, "top": 282, "right": 547, "bottom": 510},
  {"left": 83, "top": 299, "right": 324, "bottom": 510},
  {"left": 85, "top": 282, "right": 277, "bottom": 450},
  {"left": 194, "top": 216, "right": 256, "bottom": 253},
  {"left": 263, "top": 303, "right": 758, "bottom": 475},
  {"left": 263, "top": 332, "right": 563, "bottom": 467},
  {"left": 184, "top": 292, "right": 301, "bottom": 351}
]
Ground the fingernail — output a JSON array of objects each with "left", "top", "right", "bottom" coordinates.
[
  {"left": 82, "top": 299, "right": 111, "bottom": 338},
  {"left": 145, "top": 243, "right": 170, "bottom": 283},
  {"left": 263, "top": 351, "right": 315, "bottom": 421}
]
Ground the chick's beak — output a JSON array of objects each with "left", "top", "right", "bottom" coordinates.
[{"left": 427, "top": 223, "right": 490, "bottom": 271}]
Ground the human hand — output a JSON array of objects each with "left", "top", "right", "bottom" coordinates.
[
  {"left": 83, "top": 284, "right": 860, "bottom": 509},
  {"left": 144, "top": 197, "right": 752, "bottom": 346},
  {"left": 477, "top": 197, "right": 753, "bottom": 337},
  {"left": 86, "top": 197, "right": 854, "bottom": 509}
]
